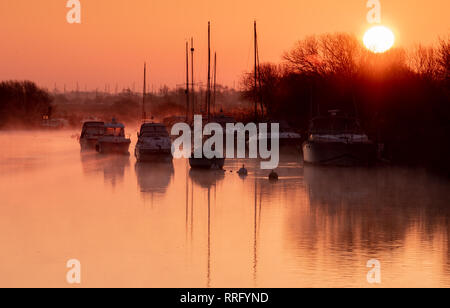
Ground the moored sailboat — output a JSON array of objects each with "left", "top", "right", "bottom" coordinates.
[{"left": 189, "top": 22, "right": 226, "bottom": 170}]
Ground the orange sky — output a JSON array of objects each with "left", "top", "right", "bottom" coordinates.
[{"left": 0, "top": 0, "right": 448, "bottom": 91}]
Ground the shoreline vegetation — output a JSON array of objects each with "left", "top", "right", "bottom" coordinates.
[{"left": 0, "top": 33, "right": 449, "bottom": 174}]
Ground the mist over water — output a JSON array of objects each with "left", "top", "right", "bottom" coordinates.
[{"left": 0, "top": 131, "right": 449, "bottom": 287}]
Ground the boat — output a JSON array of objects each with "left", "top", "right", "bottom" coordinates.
[
  {"left": 135, "top": 63, "right": 173, "bottom": 162},
  {"left": 95, "top": 119, "right": 131, "bottom": 155},
  {"left": 188, "top": 22, "right": 226, "bottom": 170},
  {"left": 41, "top": 118, "right": 69, "bottom": 130},
  {"left": 79, "top": 121, "right": 105, "bottom": 151},
  {"left": 40, "top": 107, "right": 69, "bottom": 130},
  {"left": 189, "top": 148, "right": 225, "bottom": 170},
  {"left": 302, "top": 111, "right": 377, "bottom": 166},
  {"left": 135, "top": 122, "right": 173, "bottom": 162}
]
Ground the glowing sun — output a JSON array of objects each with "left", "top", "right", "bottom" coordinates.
[{"left": 363, "top": 26, "right": 395, "bottom": 53}]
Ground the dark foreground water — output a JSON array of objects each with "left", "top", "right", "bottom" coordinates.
[{"left": 0, "top": 131, "right": 449, "bottom": 287}]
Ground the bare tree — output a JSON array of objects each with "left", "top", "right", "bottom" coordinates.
[
  {"left": 283, "top": 33, "right": 364, "bottom": 78},
  {"left": 241, "top": 63, "right": 282, "bottom": 116},
  {"left": 407, "top": 44, "right": 440, "bottom": 79},
  {"left": 437, "top": 36, "right": 450, "bottom": 82}
]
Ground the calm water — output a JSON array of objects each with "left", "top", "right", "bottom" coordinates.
[{"left": 0, "top": 130, "right": 449, "bottom": 288}]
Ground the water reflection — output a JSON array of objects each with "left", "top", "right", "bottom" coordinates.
[
  {"left": 285, "top": 165, "right": 450, "bottom": 287},
  {"left": 187, "top": 168, "right": 226, "bottom": 287},
  {"left": 303, "top": 166, "right": 450, "bottom": 248},
  {"left": 189, "top": 169, "right": 225, "bottom": 189},
  {"left": 80, "top": 152, "right": 130, "bottom": 187},
  {"left": 254, "top": 150, "right": 304, "bottom": 201},
  {"left": 1, "top": 132, "right": 450, "bottom": 287},
  {"left": 135, "top": 162, "right": 174, "bottom": 197}
]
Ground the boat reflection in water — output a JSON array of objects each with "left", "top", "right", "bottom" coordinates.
[
  {"left": 80, "top": 152, "right": 130, "bottom": 187},
  {"left": 135, "top": 162, "right": 174, "bottom": 198},
  {"left": 187, "top": 167, "right": 226, "bottom": 287},
  {"left": 3, "top": 132, "right": 450, "bottom": 288},
  {"left": 288, "top": 165, "right": 450, "bottom": 287},
  {"left": 188, "top": 168, "right": 225, "bottom": 189}
]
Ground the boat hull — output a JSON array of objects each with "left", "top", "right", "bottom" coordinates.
[
  {"left": 302, "top": 141, "right": 376, "bottom": 166},
  {"left": 96, "top": 141, "right": 131, "bottom": 155},
  {"left": 80, "top": 138, "right": 99, "bottom": 151},
  {"left": 189, "top": 157, "right": 225, "bottom": 170},
  {"left": 135, "top": 148, "right": 173, "bottom": 163}
]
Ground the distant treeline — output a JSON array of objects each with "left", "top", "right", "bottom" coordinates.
[
  {"left": 0, "top": 81, "right": 52, "bottom": 128},
  {"left": 0, "top": 81, "right": 249, "bottom": 128},
  {"left": 241, "top": 33, "right": 450, "bottom": 173},
  {"left": 51, "top": 85, "right": 249, "bottom": 126}
]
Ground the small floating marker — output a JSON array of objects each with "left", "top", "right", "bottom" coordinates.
[
  {"left": 238, "top": 165, "right": 248, "bottom": 177},
  {"left": 269, "top": 170, "right": 279, "bottom": 181}
]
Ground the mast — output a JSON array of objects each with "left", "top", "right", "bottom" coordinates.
[
  {"left": 254, "top": 21, "right": 264, "bottom": 119},
  {"left": 213, "top": 52, "right": 217, "bottom": 114},
  {"left": 142, "top": 62, "right": 147, "bottom": 120},
  {"left": 186, "top": 41, "right": 190, "bottom": 122},
  {"left": 207, "top": 21, "right": 211, "bottom": 121},
  {"left": 191, "top": 38, "right": 195, "bottom": 118},
  {"left": 254, "top": 21, "right": 258, "bottom": 120}
]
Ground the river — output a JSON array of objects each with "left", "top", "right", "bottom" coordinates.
[{"left": 0, "top": 130, "right": 449, "bottom": 287}]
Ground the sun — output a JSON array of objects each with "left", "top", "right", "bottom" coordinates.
[{"left": 363, "top": 26, "right": 395, "bottom": 53}]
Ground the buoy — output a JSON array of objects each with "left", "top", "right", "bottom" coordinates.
[
  {"left": 269, "top": 170, "right": 279, "bottom": 181},
  {"left": 238, "top": 165, "right": 248, "bottom": 177}
]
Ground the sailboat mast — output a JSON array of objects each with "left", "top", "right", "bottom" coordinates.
[
  {"left": 207, "top": 21, "right": 211, "bottom": 121},
  {"left": 213, "top": 52, "right": 217, "bottom": 114},
  {"left": 191, "top": 38, "right": 195, "bottom": 118},
  {"left": 254, "top": 21, "right": 258, "bottom": 120},
  {"left": 186, "top": 41, "right": 190, "bottom": 122},
  {"left": 142, "top": 62, "right": 147, "bottom": 121}
]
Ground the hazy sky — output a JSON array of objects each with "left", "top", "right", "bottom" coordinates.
[{"left": 0, "top": 0, "right": 448, "bottom": 91}]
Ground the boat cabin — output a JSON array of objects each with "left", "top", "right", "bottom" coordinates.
[
  {"left": 103, "top": 121, "right": 126, "bottom": 137},
  {"left": 309, "top": 115, "right": 364, "bottom": 135},
  {"left": 138, "top": 123, "right": 170, "bottom": 138},
  {"left": 81, "top": 121, "right": 105, "bottom": 138}
]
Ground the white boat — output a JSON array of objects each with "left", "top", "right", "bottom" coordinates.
[
  {"left": 302, "top": 113, "right": 376, "bottom": 166},
  {"left": 135, "top": 122, "right": 173, "bottom": 162},
  {"left": 95, "top": 119, "right": 131, "bottom": 155}
]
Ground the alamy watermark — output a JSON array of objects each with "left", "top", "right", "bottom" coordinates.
[
  {"left": 367, "top": 259, "right": 382, "bottom": 284},
  {"left": 66, "top": 259, "right": 81, "bottom": 284},
  {"left": 367, "top": 0, "right": 381, "bottom": 24},
  {"left": 66, "top": 0, "right": 81, "bottom": 24},
  {"left": 171, "top": 115, "right": 280, "bottom": 170}
]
